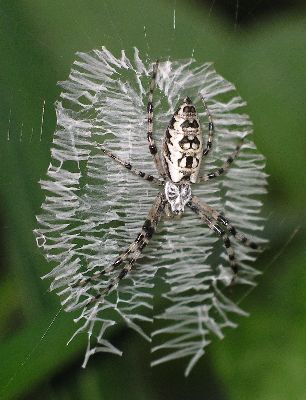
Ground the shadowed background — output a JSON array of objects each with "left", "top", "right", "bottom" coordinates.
[{"left": 0, "top": 0, "right": 305, "bottom": 399}]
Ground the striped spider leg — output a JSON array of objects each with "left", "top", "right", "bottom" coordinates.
[
  {"left": 201, "top": 96, "right": 215, "bottom": 157},
  {"left": 197, "top": 139, "right": 244, "bottom": 182},
  {"left": 96, "top": 144, "right": 164, "bottom": 186},
  {"left": 87, "top": 192, "right": 166, "bottom": 305},
  {"left": 187, "top": 197, "right": 238, "bottom": 277},
  {"left": 147, "top": 60, "right": 167, "bottom": 179},
  {"left": 188, "top": 195, "right": 259, "bottom": 282}
]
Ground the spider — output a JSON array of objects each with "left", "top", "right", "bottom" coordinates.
[{"left": 87, "top": 60, "right": 259, "bottom": 302}]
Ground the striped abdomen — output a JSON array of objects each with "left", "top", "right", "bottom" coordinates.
[{"left": 163, "top": 97, "right": 203, "bottom": 183}]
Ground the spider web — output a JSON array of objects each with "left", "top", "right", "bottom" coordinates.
[{"left": 34, "top": 47, "right": 267, "bottom": 375}]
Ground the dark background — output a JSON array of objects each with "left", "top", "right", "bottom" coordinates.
[{"left": 0, "top": 0, "right": 305, "bottom": 399}]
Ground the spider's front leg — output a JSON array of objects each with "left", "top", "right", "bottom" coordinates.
[
  {"left": 96, "top": 144, "right": 163, "bottom": 185},
  {"left": 198, "top": 139, "right": 244, "bottom": 182},
  {"left": 147, "top": 61, "right": 167, "bottom": 179},
  {"left": 201, "top": 96, "right": 215, "bottom": 157},
  {"left": 87, "top": 193, "right": 166, "bottom": 305}
]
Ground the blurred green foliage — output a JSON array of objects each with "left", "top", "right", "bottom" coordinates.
[{"left": 0, "top": 1, "right": 305, "bottom": 399}]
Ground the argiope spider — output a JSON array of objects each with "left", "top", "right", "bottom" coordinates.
[{"left": 87, "top": 60, "right": 259, "bottom": 302}]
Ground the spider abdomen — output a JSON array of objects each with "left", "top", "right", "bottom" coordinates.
[{"left": 163, "top": 97, "right": 203, "bottom": 183}]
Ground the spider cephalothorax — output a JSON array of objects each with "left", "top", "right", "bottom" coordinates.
[
  {"left": 164, "top": 181, "right": 192, "bottom": 215},
  {"left": 92, "top": 60, "right": 259, "bottom": 297}
]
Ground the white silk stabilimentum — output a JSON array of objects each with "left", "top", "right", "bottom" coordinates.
[{"left": 35, "top": 47, "right": 268, "bottom": 376}]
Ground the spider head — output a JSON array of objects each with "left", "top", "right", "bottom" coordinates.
[{"left": 165, "top": 181, "right": 192, "bottom": 215}]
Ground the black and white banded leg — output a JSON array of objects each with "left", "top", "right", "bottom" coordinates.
[
  {"left": 87, "top": 193, "right": 166, "bottom": 305},
  {"left": 192, "top": 198, "right": 259, "bottom": 250},
  {"left": 188, "top": 197, "right": 238, "bottom": 279},
  {"left": 147, "top": 61, "right": 166, "bottom": 178},
  {"left": 201, "top": 96, "right": 215, "bottom": 157},
  {"left": 96, "top": 144, "right": 164, "bottom": 185},
  {"left": 198, "top": 139, "right": 244, "bottom": 182}
]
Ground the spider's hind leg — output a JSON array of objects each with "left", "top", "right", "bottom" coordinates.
[
  {"left": 191, "top": 196, "right": 259, "bottom": 250},
  {"left": 87, "top": 192, "right": 166, "bottom": 305},
  {"left": 214, "top": 213, "right": 259, "bottom": 250},
  {"left": 188, "top": 197, "right": 238, "bottom": 280}
]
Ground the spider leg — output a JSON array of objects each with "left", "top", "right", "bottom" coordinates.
[
  {"left": 147, "top": 61, "right": 167, "bottom": 179},
  {"left": 88, "top": 193, "right": 166, "bottom": 304},
  {"left": 191, "top": 195, "right": 259, "bottom": 250},
  {"left": 198, "top": 139, "right": 243, "bottom": 182},
  {"left": 96, "top": 144, "right": 164, "bottom": 186},
  {"left": 71, "top": 234, "right": 144, "bottom": 288},
  {"left": 188, "top": 197, "right": 237, "bottom": 278},
  {"left": 201, "top": 96, "right": 215, "bottom": 157}
]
